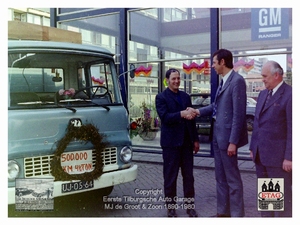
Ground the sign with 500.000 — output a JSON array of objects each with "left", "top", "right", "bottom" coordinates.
[{"left": 60, "top": 150, "right": 94, "bottom": 175}]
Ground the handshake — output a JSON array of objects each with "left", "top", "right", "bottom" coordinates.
[{"left": 182, "top": 107, "right": 200, "bottom": 120}]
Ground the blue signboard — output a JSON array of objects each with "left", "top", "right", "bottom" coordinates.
[{"left": 251, "top": 8, "right": 289, "bottom": 41}]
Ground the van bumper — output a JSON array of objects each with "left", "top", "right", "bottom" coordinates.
[{"left": 8, "top": 164, "right": 138, "bottom": 205}]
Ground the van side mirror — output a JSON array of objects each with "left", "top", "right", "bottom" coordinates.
[
  {"left": 129, "top": 64, "right": 135, "bottom": 78},
  {"left": 118, "top": 64, "right": 136, "bottom": 78}
]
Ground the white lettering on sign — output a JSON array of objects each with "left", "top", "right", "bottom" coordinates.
[
  {"left": 258, "top": 33, "right": 281, "bottom": 39},
  {"left": 259, "top": 8, "right": 281, "bottom": 33},
  {"left": 61, "top": 150, "right": 94, "bottom": 174}
]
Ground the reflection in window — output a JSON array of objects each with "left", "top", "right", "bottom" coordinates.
[
  {"left": 136, "top": 8, "right": 158, "bottom": 20},
  {"left": 58, "top": 13, "right": 119, "bottom": 55},
  {"left": 163, "top": 8, "right": 188, "bottom": 22}
]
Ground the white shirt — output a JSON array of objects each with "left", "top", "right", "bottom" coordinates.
[
  {"left": 221, "top": 69, "right": 233, "bottom": 86},
  {"left": 198, "top": 69, "right": 233, "bottom": 117},
  {"left": 272, "top": 80, "right": 284, "bottom": 95}
]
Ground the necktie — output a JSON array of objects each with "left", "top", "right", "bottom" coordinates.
[
  {"left": 213, "top": 79, "right": 224, "bottom": 117},
  {"left": 217, "top": 79, "right": 223, "bottom": 95},
  {"left": 263, "top": 89, "right": 273, "bottom": 110}
]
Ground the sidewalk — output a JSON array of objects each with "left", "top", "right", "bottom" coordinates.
[
  {"left": 132, "top": 150, "right": 256, "bottom": 173},
  {"left": 132, "top": 131, "right": 255, "bottom": 172},
  {"left": 127, "top": 150, "right": 258, "bottom": 217},
  {"left": 110, "top": 160, "right": 260, "bottom": 217}
]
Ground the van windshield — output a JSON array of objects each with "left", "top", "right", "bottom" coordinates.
[{"left": 8, "top": 52, "right": 120, "bottom": 109}]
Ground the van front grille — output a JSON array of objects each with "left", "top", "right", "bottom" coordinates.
[{"left": 24, "top": 147, "right": 117, "bottom": 178}]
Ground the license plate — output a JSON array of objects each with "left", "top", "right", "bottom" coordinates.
[{"left": 62, "top": 180, "right": 94, "bottom": 193}]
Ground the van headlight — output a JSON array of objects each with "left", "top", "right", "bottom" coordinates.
[
  {"left": 120, "top": 146, "right": 133, "bottom": 163},
  {"left": 8, "top": 160, "right": 20, "bottom": 181}
]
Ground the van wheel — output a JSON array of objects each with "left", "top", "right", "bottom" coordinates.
[{"left": 246, "top": 116, "right": 254, "bottom": 131}]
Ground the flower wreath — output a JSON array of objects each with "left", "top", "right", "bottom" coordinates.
[{"left": 50, "top": 123, "right": 108, "bottom": 181}]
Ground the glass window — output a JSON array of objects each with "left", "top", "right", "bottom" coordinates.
[
  {"left": 8, "top": 51, "right": 119, "bottom": 109},
  {"left": 128, "top": 63, "right": 159, "bottom": 108},
  {"left": 58, "top": 13, "right": 120, "bottom": 55},
  {"left": 232, "top": 51, "right": 292, "bottom": 99},
  {"left": 221, "top": 8, "right": 292, "bottom": 52},
  {"left": 129, "top": 8, "right": 210, "bottom": 61},
  {"left": 90, "top": 63, "right": 115, "bottom": 102},
  {"left": 9, "top": 67, "right": 64, "bottom": 93},
  {"left": 163, "top": 8, "right": 188, "bottom": 22},
  {"left": 220, "top": 8, "right": 292, "bottom": 98},
  {"left": 58, "top": 8, "right": 92, "bottom": 14},
  {"left": 128, "top": 8, "right": 211, "bottom": 147},
  {"left": 51, "top": 7, "right": 292, "bottom": 155},
  {"left": 27, "top": 13, "right": 41, "bottom": 25},
  {"left": 136, "top": 8, "right": 159, "bottom": 20}
]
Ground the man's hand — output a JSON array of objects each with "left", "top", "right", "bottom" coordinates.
[
  {"left": 187, "top": 107, "right": 200, "bottom": 115},
  {"left": 249, "top": 150, "right": 253, "bottom": 160},
  {"left": 227, "top": 143, "right": 237, "bottom": 157},
  {"left": 182, "top": 107, "right": 199, "bottom": 120},
  {"left": 193, "top": 141, "right": 200, "bottom": 154},
  {"left": 282, "top": 159, "right": 292, "bottom": 172}
]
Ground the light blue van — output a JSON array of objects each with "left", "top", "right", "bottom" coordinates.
[{"left": 8, "top": 40, "right": 138, "bottom": 205}]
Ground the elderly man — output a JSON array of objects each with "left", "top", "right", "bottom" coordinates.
[{"left": 250, "top": 60, "right": 292, "bottom": 217}]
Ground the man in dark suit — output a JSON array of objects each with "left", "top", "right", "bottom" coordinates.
[
  {"left": 250, "top": 60, "right": 292, "bottom": 217},
  {"left": 191, "top": 49, "right": 248, "bottom": 217},
  {"left": 155, "top": 68, "right": 199, "bottom": 217}
]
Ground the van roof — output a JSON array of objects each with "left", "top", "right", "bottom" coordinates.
[{"left": 8, "top": 40, "right": 114, "bottom": 57}]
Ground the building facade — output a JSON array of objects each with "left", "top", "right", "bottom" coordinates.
[{"left": 8, "top": 8, "right": 293, "bottom": 157}]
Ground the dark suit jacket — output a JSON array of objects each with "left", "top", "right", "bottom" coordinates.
[
  {"left": 199, "top": 70, "right": 248, "bottom": 150},
  {"left": 250, "top": 82, "right": 292, "bottom": 167},
  {"left": 155, "top": 88, "right": 199, "bottom": 148}
]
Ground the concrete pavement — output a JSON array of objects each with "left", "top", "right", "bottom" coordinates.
[
  {"left": 133, "top": 151, "right": 256, "bottom": 172},
  {"left": 84, "top": 138, "right": 258, "bottom": 217},
  {"left": 108, "top": 156, "right": 260, "bottom": 217}
]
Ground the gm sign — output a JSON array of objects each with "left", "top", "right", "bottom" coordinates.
[{"left": 251, "top": 8, "right": 289, "bottom": 41}]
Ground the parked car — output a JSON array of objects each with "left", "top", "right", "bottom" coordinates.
[
  {"left": 246, "top": 97, "right": 257, "bottom": 131},
  {"left": 15, "top": 188, "right": 33, "bottom": 197},
  {"left": 247, "top": 97, "right": 257, "bottom": 106},
  {"left": 190, "top": 94, "right": 256, "bottom": 135},
  {"left": 32, "top": 190, "right": 48, "bottom": 198},
  {"left": 191, "top": 94, "right": 211, "bottom": 136}
]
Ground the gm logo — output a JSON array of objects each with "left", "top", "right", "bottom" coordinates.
[
  {"left": 258, "top": 8, "right": 282, "bottom": 33},
  {"left": 251, "top": 8, "right": 289, "bottom": 41}
]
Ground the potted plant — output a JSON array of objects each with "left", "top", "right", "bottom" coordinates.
[{"left": 130, "top": 101, "right": 160, "bottom": 141}]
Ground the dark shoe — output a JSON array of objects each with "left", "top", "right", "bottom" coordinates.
[
  {"left": 167, "top": 209, "right": 177, "bottom": 217},
  {"left": 187, "top": 209, "right": 198, "bottom": 217},
  {"left": 211, "top": 213, "right": 231, "bottom": 217}
]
